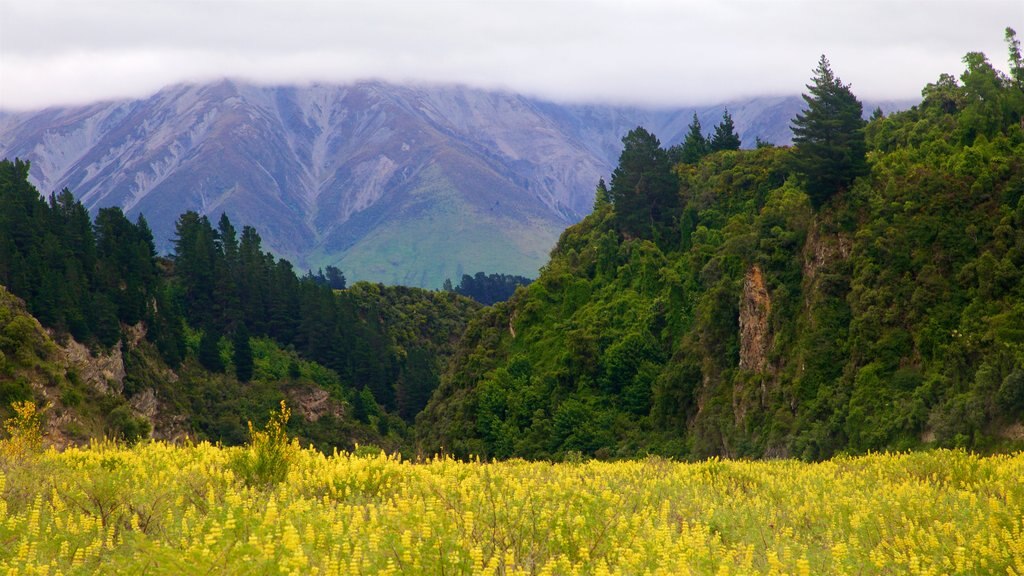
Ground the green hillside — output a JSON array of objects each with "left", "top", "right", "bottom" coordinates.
[
  {"left": 325, "top": 167, "right": 561, "bottom": 288},
  {"left": 0, "top": 157, "right": 479, "bottom": 452},
  {"left": 3, "top": 34, "right": 1024, "bottom": 462},
  {"left": 418, "top": 39, "right": 1024, "bottom": 460}
]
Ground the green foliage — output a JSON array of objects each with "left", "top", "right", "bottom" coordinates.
[
  {"left": 422, "top": 39, "right": 1024, "bottom": 461},
  {"left": 106, "top": 404, "right": 151, "bottom": 443},
  {"left": 670, "top": 113, "right": 710, "bottom": 164},
  {"left": 1, "top": 400, "right": 46, "bottom": 458},
  {"left": 232, "top": 323, "right": 253, "bottom": 382},
  {"left": 709, "top": 109, "right": 742, "bottom": 152},
  {"left": 449, "top": 271, "right": 532, "bottom": 306},
  {"left": 609, "top": 126, "right": 680, "bottom": 242},
  {"left": 197, "top": 329, "right": 224, "bottom": 373},
  {"left": 790, "top": 55, "right": 868, "bottom": 208},
  {"left": 230, "top": 401, "right": 295, "bottom": 488}
]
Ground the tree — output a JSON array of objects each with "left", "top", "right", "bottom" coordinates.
[
  {"left": 1007, "top": 27, "right": 1023, "bottom": 88},
  {"left": 608, "top": 127, "right": 679, "bottom": 240},
  {"left": 324, "top": 265, "right": 346, "bottom": 290},
  {"left": 233, "top": 322, "right": 254, "bottom": 382},
  {"left": 790, "top": 55, "right": 867, "bottom": 208},
  {"left": 198, "top": 329, "right": 224, "bottom": 372},
  {"left": 709, "top": 109, "right": 741, "bottom": 152},
  {"left": 592, "top": 177, "right": 611, "bottom": 211},
  {"left": 673, "top": 113, "right": 710, "bottom": 164}
]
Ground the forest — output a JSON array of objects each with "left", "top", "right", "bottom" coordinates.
[
  {"left": 1, "top": 32, "right": 1024, "bottom": 462},
  {"left": 0, "top": 160, "right": 479, "bottom": 449},
  {"left": 418, "top": 34, "right": 1024, "bottom": 460}
]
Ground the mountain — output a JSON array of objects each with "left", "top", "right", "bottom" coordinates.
[
  {"left": 417, "top": 49, "right": 1024, "bottom": 460},
  {"left": 0, "top": 81, "right": 911, "bottom": 287}
]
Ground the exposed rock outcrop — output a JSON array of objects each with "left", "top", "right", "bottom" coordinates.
[
  {"left": 738, "top": 265, "right": 772, "bottom": 373},
  {"left": 129, "top": 388, "right": 190, "bottom": 442},
  {"left": 288, "top": 386, "right": 345, "bottom": 423},
  {"left": 58, "top": 338, "right": 125, "bottom": 395}
]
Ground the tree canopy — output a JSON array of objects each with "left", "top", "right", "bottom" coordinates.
[
  {"left": 790, "top": 55, "right": 867, "bottom": 208},
  {"left": 671, "top": 113, "right": 710, "bottom": 165},
  {"left": 709, "top": 108, "right": 741, "bottom": 152},
  {"left": 608, "top": 126, "right": 679, "bottom": 241}
]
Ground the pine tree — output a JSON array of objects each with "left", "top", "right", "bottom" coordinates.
[
  {"left": 790, "top": 55, "right": 867, "bottom": 208},
  {"left": 324, "top": 265, "right": 346, "bottom": 290},
  {"left": 198, "top": 329, "right": 224, "bottom": 372},
  {"left": 592, "top": 177, "right": 611, "bottom": 210},
  {"left": 233, "top": 322, "right": 254, "bottom": 382},
  {"left": 608, "top": 127, "right": 679, "bottom": 240},
  {"left": 709, "top": 109, "right": 741, "bottom": 152},
  {"left": 677, "top": 113, "right": 710, "bottom": 164}
]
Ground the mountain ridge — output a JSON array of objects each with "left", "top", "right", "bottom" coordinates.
[{"left": 0, "top": 80, "right": 913, "bottom": 287}]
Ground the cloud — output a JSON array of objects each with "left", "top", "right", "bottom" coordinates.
[{"left": 1, "top": 0, "right": 1019, "bottom": 111}]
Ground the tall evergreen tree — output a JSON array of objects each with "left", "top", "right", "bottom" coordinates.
[
  {"left": 324, "top": 265, "right": 346, "bottom": 290},
  {"left": 198, "top": 329, "right": 224, "bottom": 372},
  {"left": 215, "top": 213, "right": 242, "bottom": 328},
  {"left": 709, "top": 109, "right": 741, "bottom": 152},
  {"left": 790, "top": 55, "right": 867, "bottom": 208},
  {"left": 676, "top": 113, "right": 710, "bottom": 164},
  {"left": 173, "top": 212, "right": 218, "bottom": 329},
  {"left": 608, "top": 127, "right": 679, "bottom": 241},
  {"left": 592, "top": 177, "right": 611, "bottom": 211}
]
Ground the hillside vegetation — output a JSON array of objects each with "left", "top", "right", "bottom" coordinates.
[
  {"left": 0, "top": 157, "right": 478, "bottom": 450},
  {"left": 2, "top": 35, "right": 1024, "bottom": 463},
  {"left": 418, "top": 37, "right": 1024, "bottom": 460}
]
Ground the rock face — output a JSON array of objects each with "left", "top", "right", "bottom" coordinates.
[
  {"left": 287, "top": 386, "right": 344, "bottom": 423},
  {"left": 59, "top": 338, "right": 125, "bottom": 395},
  {"left": 739, "top": 265, "right": 772, "bottom": 372}
]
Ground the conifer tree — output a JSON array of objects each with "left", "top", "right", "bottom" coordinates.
[
  {"left": 608, "top": 127, "right": 679, "bottom": 240},
  {"left": 233, "top": 322, "right": 253, "bottom": 382},
  {"left": 593, "top": 177, "right": 611, "bottom": 210},
  {"left": 790, "top": 55, "right": 867, "bottom": 208},
  {"left": 709, "top": 108, "right": 741, "bottom": 152},
  {"left": 198, "top": 329, "right": 224, "bottom": 372},
  {"left": 677, "top": 113, "right": 710, "bottom": 164}
]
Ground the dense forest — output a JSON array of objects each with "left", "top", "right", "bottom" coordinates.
[
  {"left": 2, "top": 33, "right": 1023, "bottom": 461},
  {"left": 417, "top": 35, "right": 1024, "bottom": 460},
  {"left": 444, "top": 272, "right": 533, "bottom": 306},
  {"left": 0, "top": 160, "right": 478, "bottom": 448}
]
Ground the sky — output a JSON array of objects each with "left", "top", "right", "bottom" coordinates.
[{"left": 0, "top": 0, "right": 1020, "bottom": 112}]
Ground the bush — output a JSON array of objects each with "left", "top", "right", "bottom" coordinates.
[
  {"left": 1, "top": 400, "right": 46, "bottom": 459},
  {"left": 231, "top": 401, "right": 296, "bottom": 488},
  {"left": 106, "top": 405, "right": 151, "bottom": 443}
]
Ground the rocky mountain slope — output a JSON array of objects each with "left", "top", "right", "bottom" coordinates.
[{"left": 0, "top": 81, "right": 910, "bottom": 287}]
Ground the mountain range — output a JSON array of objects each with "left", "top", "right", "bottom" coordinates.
[{"left": 0, "top": 80, "right": 912, "bottom": 287}]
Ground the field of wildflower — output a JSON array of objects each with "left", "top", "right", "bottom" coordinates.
[{"left": 1, "top": 405, "right": 1023, "bottom": 575}]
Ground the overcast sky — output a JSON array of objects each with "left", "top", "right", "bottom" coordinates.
[{"left": 0, "top": 0, "right": 1019, "bottom": 111}]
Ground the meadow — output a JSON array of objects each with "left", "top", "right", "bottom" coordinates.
[{"left": 1, "top": 407, "right": 1022, "bottom": 576}]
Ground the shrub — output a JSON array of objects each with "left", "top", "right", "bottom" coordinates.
[
  {"left": 1, "top": 400, "right": 46, "bottom": 459},
  {"left": 231, "top": 401, "right": 295, "bottom": 488},
  {"left": 106, "top": 405, "right": 151, "bottom": 443}
]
